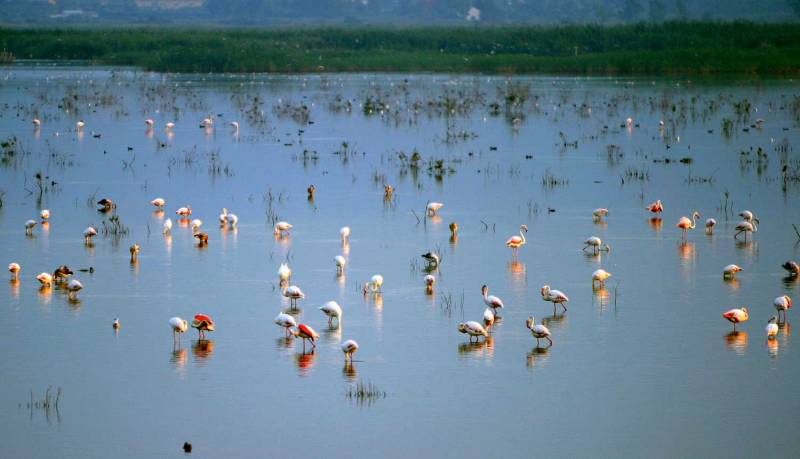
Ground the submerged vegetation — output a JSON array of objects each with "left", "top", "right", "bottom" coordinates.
[{"left": 2, "top": 22, "right": 800, "bottom": 75}]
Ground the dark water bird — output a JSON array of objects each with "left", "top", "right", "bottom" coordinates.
[
  {"left": 421, "top": 252, "right": 440, "bottom": 268},
  {"left": 53, "top": 265, "right": 74, "bottom": 282},
  {"left": 97, "top": 198, "right": 115, "bottom": 210},
  {"left": 129, "top": 244, "right": 140, "bottom": 262},
  {"left": 782, "top": 261, "right": 799, "bottom": 277},
  {"left": 307, "top": 184, "right": 315, "bottom": 200},
  {"left": 183, "top": 442, "right": 192, "bottom": 453},
  {"left": 194, "top": 232, "right": 208, "bottom": 247}
]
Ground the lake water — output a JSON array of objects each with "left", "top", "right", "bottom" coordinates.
[{"left": 1, "top": 66, "right": 799, "bottom": 458}]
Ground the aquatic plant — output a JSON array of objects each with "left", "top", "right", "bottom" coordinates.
[{"left": 346, "top": 380, "right": 386, "bottom": 406}]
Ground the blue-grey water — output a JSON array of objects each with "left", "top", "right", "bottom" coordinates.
[{"left": 0, "top": 66, "right": 799, "bottom": 458}]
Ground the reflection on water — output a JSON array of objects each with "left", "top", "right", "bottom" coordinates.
[
  {"left": 506, "top": 261, "right": 526, "bottom": 283},
  {"left": 342, "top": 362, "right": 358, "bottom": 382},
  {"left": 648, "top": 217, "right": 663, "bottom": 232},
  {"left": 295, "top": 351, "right": 316, "bottom": 377},
  {"left": 767, "top": 338, "right": 779, "bottom": 358},
  {"left": 526, "top": 346, "right": 551, "bottom": 369},
  {"left": 323, "top": 324, "right": 342, "bottom": 345},
  {"left": 592, "top": 287, "right": 610, "bottom": 310},
  {"left": 171, "top": 347, "right": 188, "bottom": 373},
  {"left": 457, "top": 336, "right": 494, "bottom": 360},
  {"left": 541, "top": 312, "right": 568, "bottom": 330},
  {"left": 723, "top": 277, "right": 741, "bottom": 290},
  {"left": 192, "top": 340, "right": 215, "bottom": 365},
  {"left": 677, "top": 241, "right": 696, "bottom": 262},
  {"left": 9, "top": 279, "right": 20, "bottom": 299},
  {"left": 724, "top": 331, "right": 749, "bottom": 355}
]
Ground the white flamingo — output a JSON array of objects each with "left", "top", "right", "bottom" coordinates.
[
  {"left": 426, "top": 202, "right": 444, "bottom": 216},
  {"left": 36, "top": 272, "right": 53, "bottom": 287},
  {"left": 219, "top": 208, "right": 229, "bottom": 226},
  {"left": 705, "top": 218, "right": 717, "bottom": 234},
  {"left": 341, "top": 339, "right": 359, "bottom": 362},
  {"left": 774, "top": 295, "right": 792, "bottom": 322},
  {"left": 334, "top": 255, "right": 346, "bottom": 274},
  {"left": 66, "top": 279, "right": 83, "bottom": 300},
  {"left": 481, "top": 284, "right": 504, "bottom": 314},
  {"left": 340, "top": 226, "right": 351, "bottom": 243},
  {"left": 8, "top": 263, "right": 20, "bottom": 280},
  {"left": 145, "top": 118, "right": 154, "bottom": 127},
  {"left": 274, "top": 312, "right": 297, "bottom": 337},
  {"left": 151, "top": 197, "right": 166, "bottom": 208},
  {"left": 506, "top": 225, "right": 528, "bottom": 256},
  {"left": 40, "top": 209, "right": 50, "bottom": 221},
  {"left": 458, "top": 321, "right": 488, "bottom": 342},
  {"left": 319, "top": 301, "right": 343, "bottom": 326},
  {"left": 165, "top": 122, "right": 175, "bottom": 130},
  {"left": 274, "top": 221, "right": 293, "bottom": 236},
  {"left": 541, "top": 285, "right": 569, "bottom": 313},
  {"left": 83, "top": 226, "right": 98, "bottom": 243},
  {"left": 169, "top": 317, "right": 189, "bottom": 343},
  {"left": 163, "top": 218, "right": 173, "bottom": 235},
  {"left": 191, "top": 219, "right": 203, "bottom": 233},
  {"left": 723, "top": 264, "right": 742, "bottom": 279},
  {"left": 424, "top": 274, "right": 436, "bottom": 293},
  {"left": 278, "top": 263, "right": 291, "bottom": 284},
  {"left": 766, "top": 317, "right": 779, "bottom": 338},
  {"left": 25, "top": 219, "right": 37, "bottom": 235},
  {"left": 592, "top": 208, "right": 609, "bottom": 221},
  {"left": 734, "top": 219, "right": 757, "bottom": 241},
  {"left": 363, "top": 274, "right": 384, "bottom": 293},
  {"left": 676, "top": 211, "right": 701, "bottom": 240},
  {"left": 32, "top": 118, "right": 41, "bottom": 126},
  {"left": 592, "top": 269, "right": 611, "bottom": 287},
  {"left": 175, "top": 205, "right": 192, "bottom": 216},
  {"left": 483, "top": 308, "right": 495, "bottom": 330},
  {"left": 226, "top": 213, "right": 238, "bottom": 229},
  {"left": 526, "top": 316, "right": 553, "bottom": 347},
  {"left": 230, "top": 121, "right": 239, "bottom": 131},
  {"left": 284, "top": 285, "right": 305, "bottom": 308},
  {"left": 583, "top": 236, "right": 610, "bottom": 254}
]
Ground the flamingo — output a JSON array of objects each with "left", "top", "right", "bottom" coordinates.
[
  {"left": 592, "top": 208, "right": 609, "bottom": 221},
  {"left": 25, "top": 219, "right": 37, "bottom": 235},
  {"left": 421, "top": 252, "right": 440, "bottom": 268},
  {"left": 340, "top": 226, "right": 351, "bottom": 243},
  {"left": 645, "top": 200, "right": 663, "bottom": 213},
  {"left": 384, "top": 185, "right": 394, "bottom": 200},
  {"left": 83, "top": 226, "right": 98, "bottom": 243},
  {"left": 129, "top": 244, "right": 140, "bottom": 262},
  {"left": 76, "top": 120, "right": 85, "bottom": 130},
  {"left": 676, "top": 211, "right": 701, "bottom": 239},
  {"left": 274, "top": 312, "right": 297, "bottom": 337},
  {"left": 200, "top": 117, "right": 213, "bottom": 128},
  {"left": 506, "top": 225, "right": 528, "bottom": 256},
  {"left": 734, "top": 219, "right": 757, "bottom": 241},
  {"left": 292, "top": 324, "right": 319, "bottom": 349},
  {"left": 481, "top": 284, "right": 504, "bottom": 314},
  {"left": 774, "top": 295, "right": 792, "bottom": 322},
  {"left": 36, "top": 272, "right": 53, "bottom": 287},
  {"left": 113, "top": 318, "right": 121, "bottom": 329},
  {"left": 783, "top": 261, "right": 800, "bottom": 277},
  {"left": 592, "top": 269, "right": 611, "bottom": 287},
  {"left": 739, "top": 210, "right": 758, "bottom": 223},
  {"left": 705, "top": 218, "right": 717, "bottom": 234},
  {"left": 66, "top": 279, "right": 83, "bottom": 300},
  {"left": 40, "top": 209, "right": 50, "bottom": 221},
  {"left": 175, "top": 205, "right": 192, "bottom": 217},
  {"left": 483, "top": 308, "right": 495, "bottom": 330},
  {"left": 165, "top": 122, "right": 175, "bottom": 130},
  {"left": 53, "top": 265, "right": 73, "bottom": 282},
  {"left": 319, "top": 301, "right": 343, "bottom": 326},
  {"left": 341, "top": 339, "right": 359, "bottom": 362},
  {"left": 458, "top": 321, "right": 489, "bottom": 342},
  {"left": 274, "top": 221, "right": 292, "bottom": 236},
  {"left": 219, "top": 208, "right": 229, "bottom": 226},
  {"left": 151, "top": 198, "right": 166, "bottom": 208},
  {"left": 307, "top": 185, "right": 316, "bottom": 200},
  {"left": 163, "top": 218, "right": 173, "bottom": 234},
  {"left": 169, "top": 317, "right": 189, "bottom": 343},
  {"left": 97, "top": 198, "right": 115, "bottom": 210},
  {"left": 449, "top": 222, "right": 458, "bottom": 237},
  {"left": 334, "top": 255, "right": 346, "bottom": 274},
  {"left": 426, "top": 202, "right": 444, "bottom": 216},
  {"left": 583, "top": 236, "right": 610, "bottom": 254},
  {"left": 230, "top": 121, "right": 239, "bottom": 131},
  {"left": 284, "top": 285, "right": 305, "bottom": 308},
  {"left": 722, "top": 307, "right": 749, "bottom": 331},
  {"left": 723, "top": 264, "right": 743, "bottom": 279},
  {"left": 8, "top": 262, "right": 20, "bottom": 280},
  {"left": 32, "top": 118, "right": 41, "bottom": 126},
  {"left": 541, "top": 285, "right": 569, "bottom": 313},
  {"left": 363, "top": 274, "right": 384, "bottom": 293},
  {"left": 193, "top": 232, "right": 209, "bottom": 246},
  {"left": 278, "top": 263, "right": 292, "bottom": 284},
  {"left": 226, "top": 213, "right": 238, "bottom": 229},
  {"left": 424, "top": 274, "right": 436, "bottom": 293},
  {"left": 626, "top": 117, "right": 634, "bottom": 126},
  {"left": 191, "top": 314, "right": 215, "bottom": 340},
  {"left": 766, "top": 317, "right": 779, "bottom": 338},
  {"left": 191, "top": 219, "right": 203, "bottom": 233},
  {"left": 526, "top": 316, "right": 553, "bottom": 347},
  {"left": 145, "top": 118, "right": 154, "bottom": 127}
]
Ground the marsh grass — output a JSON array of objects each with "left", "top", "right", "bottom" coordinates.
[
  {"left": 346, "top": 380, "right": 386, "bottom": 407},
  {"left": 21, "top": 386, "right": 62, "bottom": 422}
]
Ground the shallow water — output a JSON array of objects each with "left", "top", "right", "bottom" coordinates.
[{"left": 0, "top": 66, "right": 799, "bottom": 458}]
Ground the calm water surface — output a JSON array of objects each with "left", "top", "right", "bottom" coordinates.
[{"left": 0, "top": 66, "right": 799, "bottom": 458}]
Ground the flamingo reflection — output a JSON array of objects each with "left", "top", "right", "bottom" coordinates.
[
  {"left": 526, "top": 346, "right": 551, "bottom": 369},
  {"left": 724, "top": 331, "right": 748, "bottom": 355},
  {"left": 295, "top": 351, "right": 316, "bottom": 377},
  {"left": 192, "top": 339, "right": 215, "bottom": 364},
  {"left": 457, "top": 336, "right": 494, "bottom": 359},
  {"left": 648, "top": 217, "right": 663, "bottom": 231},
  {"left": 342, "top": 361, "right": 358, "bottom": 382}
]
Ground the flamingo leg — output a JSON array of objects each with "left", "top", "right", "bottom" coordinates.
[
  {"left": 547, "top": 336, "right": 553, "bottom": 346},
  {"left": 562, "top": 302, "right": 568, "bottom": 312}
]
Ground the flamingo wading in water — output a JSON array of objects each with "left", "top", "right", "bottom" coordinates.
[
  {"left": 274, "top": 312, "right": 297, "bottom": 337},
  {"left": 191, "top": 314, "right": 215, "bottom": 340},
  {"left": 169, "top": 317, "right": 189, "bottom": 344},
  {"left": 506, "top": 225, "right": 528, "bottom": 257},
  {"left": 458, "top": 321, "right": 489, "bottom": 343},
  {"left": 676, "top": 211, "right": 701, "bottom": 240},
  {"left": 541, "top": 285, "right": 569, "bottom": 313},
  {"left": 722, "top": 307, "right": 749, "bottom": 331},
  {"left": 481, "top": 285, "right": 504, "bottom": 315},
  {"left": 341, "top": 340, "right": 359, "bottom": 362},
  {"left": 774, "top": 295, "right": 792, "bottom": 322},
  {"left": 526, "top": 316, "right": 553, "bottom": 347}
]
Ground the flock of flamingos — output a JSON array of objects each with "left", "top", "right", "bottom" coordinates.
[{"left": 7, "top": 118, "right": 800, "bottom": 362}]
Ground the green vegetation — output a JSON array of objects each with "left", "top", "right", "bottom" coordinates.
[{"left": 2, "top": 22, "right": 800, "bottom": 75}]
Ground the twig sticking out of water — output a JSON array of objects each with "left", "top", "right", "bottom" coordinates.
[
  {"left": 22, "top": 386, "right": 62, "bottom": 422},
  {"left": 346, "top": 380, "right": 386, "bottom": 407},
  {"left": 792, "top": 224, "right": 800, "bottom": 241}
]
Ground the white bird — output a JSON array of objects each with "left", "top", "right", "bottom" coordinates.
[
  {"left": 66, "top": 279, "right": 83, "bottom": 299},
  {"left": 592, "top": 269, "right": 611, "bottom": 287},
  {"left": 626, "top": 117, "right": 634, "bottom": 126},
  {"left": 165, "top": 122, "right": 175, "bottom": 130},
  {"left": 705, "top": 218, "right": 717, "bottom": 234},
  {"left": 774, "top": 295, "right": 792, "bottom": 322},
  {"left": 229, "top": 121, "right": 239, "bottom": 131},
  {"left": 145, "top": 118, "right": 154, "bottom": 127},
  {"left": 76, "top": 120, "right": 85, "bottom": 130},
  {"left": 334, "top": 255, "right": 346, "bottom": 274},
  {"left": 481, "top": 284, "right": 504, "bottom": 313},
  {"left": 175, "top": 205, "right": 192, "bottom": 216},
  {"left": 219, "top": 208, "right": 229, "bottom": 226},
  {"left": 723, "top": 264, "right": 743, "bottom": 279},
  {"left": 340, "top": 226, "right": 351, "bottom": 243},
  {"left": 274, "top": 221, "right": 293, "bottom": 236},
  {"left": 8, "top": 262, "right": 21, "bottom": 280},
  {"left": 583, "top": 236, "right": 610, "bottom": 254},
  {"left": 739, "top": 210, "right": 757, "bottom": 222},
  {"left": 426, "top": 201, "right": 444, "bottom": 216},
  {"left": 766, "top": 317, "right": 779, "bottom": 338},
  {"left": 278, "top": 263, "right": 292, "bottom": 283},
  {"left": 483, "top": 308, "right": 495, "bottom": 330},
  {"left": 113, "top": 318, "right": 121, "bottom": 329},
  {"left": 592, "top": 208, "right": 609, "bottom": 221},
  {"left": 341, "top": 339, "right": 359, "bottom": 362},
  {"left": 169, "top": 316, "right": 189, "bottom": 343},
  {"left": 458, "top": 321, "right": 489, "bottom": 342},
  {"left": 506, "top": 225, "right": 528, "bottom": 255},
  {"left": 526, "top": 316, "right": 553, "bottom": 347},
  {"left": 163, "top": 218, "right": 173, "bottom": 235},
  {"left": 284, "top": 285, "right": 305, "bottom": 308},
  {"left": 200, "top": 117, "right": 213, "bottom": 128},
  {"left": 541, "top": 285, "right": 569, "bottom": 313},
  {"left": 274, "top": 312, "right": 297, "bottom": 336},
  {"left": 424, "top": 274, "right": 436, "bottom": 293},
  {"left": 191, "top": 219, "right": 203, "bottom": 233},
  {"left": 363, "top": 274, "right": 384, "bottom": 293},
  {"left": 421, "top": 252, "right": 440, "bottom": 267},
  {"left": 151, "top": 197, "right": 166, "bottom": 208},
  {"left": 226, "top": 213, "right": 238, "bottom": 229},
  {"left": 32, "top": 118, "right": 41, "bottom": 126},
  {"left": 25, "top": 219, "right": 37, "bottom": 234},
  {"left": 722, "top": 307, "right": 749, "bottom": 331},
  {"left": 83, "top": 226, "right": 98, "bottom": 243},
  {"left": 40, "top": 209, "right": 50, "bottom": 221},
  {"left": 734, "top": 219, "right": 758, "bottom": 241},
  {"left": 36, "top": 272, "right": 53, "bottom": 287},
  {"left": 319, "top": 301, "right": 343, "bottom": 326}
]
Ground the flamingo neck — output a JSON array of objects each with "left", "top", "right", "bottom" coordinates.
[{"left": 520, "top": 230, "right": 526, "bottom": 244}]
